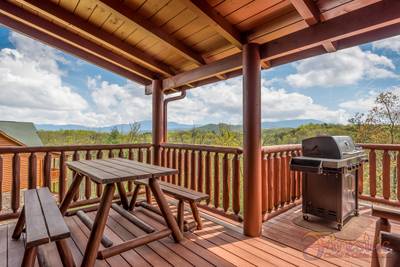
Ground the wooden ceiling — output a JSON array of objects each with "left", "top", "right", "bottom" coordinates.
[{"left": 0, "top": 0, "right": 399, "bottom": 93}]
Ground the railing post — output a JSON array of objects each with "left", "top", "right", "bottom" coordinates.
[
  {"left": 242, "top": 43, "right": 262, "bottom": 237},
  {"left": 152, "top": 79, "right": 164, "bottom": 165}
]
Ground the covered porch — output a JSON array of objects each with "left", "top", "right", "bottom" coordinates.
[{"left": 1, "top": 0, "right": 400, "bottom": 266}]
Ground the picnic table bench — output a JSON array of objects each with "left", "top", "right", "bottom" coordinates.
[{"left": 12, "top": 188, "right": 74, "bottom": 267}]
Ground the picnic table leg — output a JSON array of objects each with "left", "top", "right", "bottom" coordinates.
[
  {"left": 148, "top": 177, "right": 183, "bottom": 242},
  {"left": 12, "top": 206, "right": 25, "bottom": 239},
  {"left": 81, "top": 183, "right": 115, "bottom": 267},
  {"left": 22, "top": 247, "right": 37, "bottom": 267},
  {"left": 128, "top": 184, "right": 141, "bottom": 211},
  {"left": 59, "top": 173, "right": 84, "bottom": 215},
  {"left": 56, "top": 239, "right": 76, "bottom": 267},
  {"left": 116, "top": 182, "right": 129, "bottom": 210}
]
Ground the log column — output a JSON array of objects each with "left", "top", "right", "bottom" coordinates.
[
  {"left": 242, "top": 43, "right": 262, "bottom": 237},
  {"left": 152, "top": 79, "right": 164, "bottom": 165}
]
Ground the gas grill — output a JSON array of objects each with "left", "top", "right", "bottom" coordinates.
[{"left": 290, "top": 136, "right": 367, "bottom": 230}]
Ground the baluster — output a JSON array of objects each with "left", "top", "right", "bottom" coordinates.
[
  {"left": 0, "top": 156, "right": 3, "bottom": 211},
  {"left": 369, "top": 149, "right": 377, "bottom": 197},
  {"left": 297, "top": 150, "right": 302, "bottom": 198},
  {"left": 382, "top": 150, "right": 391, "bottom": 200},
  {"left": 119, "top": 149, "right": 124, "bottom": 158},
  {"left": 127, "top": 149, "right": 134, "bottom": 192},
  {"left": 28, "top": 153, "right": 37, "bottom": 189},
  {"left": 59, "top": 151, "right": 66, "bottom": 202},
  {"left": 161, "top": 148, "right": 166, "bottom": 181},
  {"left": 166, "top": 148, "right": 171, "bottom": 183},
  {"left": 191, "top": 150, "right": 196, "bottom": 190},
  {"left": 273, "top": 152, "right": 281, "bottom": 209},
  {"left": 138, "top": 148, "right": 144, "bottom": 162},
  {"left": 214, "top": 153, "right": 220, "bottom": 209},
  {"left": 172, "top": 149, "right": 177, "bottom": 184},
  {"left": 108, "top": 149, "right": 114, "bottom": 158},
  {"left": 178, "top": 149, "right": 183, "bottom": 186},
  {"left": 184, "top": 150, "right": 190, "bottom": 188},
  {"left": 96, "top": 150, "right": 103, "bottom": 197},
  {"left": 44, "top": 152, "right": 51, "bottom": 188},
  {"left": 205, "top": 151, "right": 211, "bottom": 205},
  {"left": 290, "top": 151, "right": 296, "bottom": 201},
  {"left": 222, "top": 153, "right": 230, "bottom": 212},
  {"left": 232, "top": 153, "right": 240, "bottom": 216},
  {"left": 397, "top": 152, "right": 400, "bottom": 201},
  {"left": 285, "top": 151, "right": 291, "bottom": 203},
  {"left": 280, "top": 151, "right": 287, "bottom": 206},
  {"left": 267, "top": 153, "right": 274, "bottom": 212},
  {"left": 198, "top": 150, "right": 204, "bottom": 192},
  {"left": 146, "top": 147, "right": 151, "bottom": 164},
  {"left": 261, "top": 152, "right": 268, "bottom": 215},
  {"left": 73, "top": 151, "right": 80, "bottom": 201},
  {"left": 85, "top": 150, "right": 92, "bottom": 200},
  {"left": 12, "top": 153, "right": 20, "bottom": 213}
]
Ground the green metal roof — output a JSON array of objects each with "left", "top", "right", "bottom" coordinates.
[{"left": 0, "top": 121, "right": 43, "bottom": 146}]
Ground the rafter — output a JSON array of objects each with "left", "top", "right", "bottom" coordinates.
[
  {"left": 181, "top": 0, "right": 243, "bottom": 48},
  {"left": 290, "top": 0, "right": 320, "bottom": 25},
  {"left": 98, "top": 0, "right": 205, "bottom": 66},
  {"left": 0, "top": 1, "right": 157, "bottom": 83},
  {"left": 16, "top": 0, "right": 175, "bottom": 77},
  {"left": 159, "top": 0, "right": 400, "bottom": 91},
  {"left": 322, "top": 41, "right": 337, "bottom": 52},
  {"left": 0, "top": 13, "right": 151, "bottom": 85}
]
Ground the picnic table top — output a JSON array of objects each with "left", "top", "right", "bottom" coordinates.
[{"left": 67, "top": 158, "right": 177, "bottom": 184}]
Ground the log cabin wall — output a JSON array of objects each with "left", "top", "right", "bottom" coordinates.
[{"left": 0, "top": 133, "right": 43, "bottom": 192}]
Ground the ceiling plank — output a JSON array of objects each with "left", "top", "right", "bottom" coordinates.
[
  {"left": 181, "top": 0, "right": 243, "bottom": 48},
  {"left": 0, "top": 13, "right": 151, "bottom": 85},
  {"left": 0, "top": 1, "right": 158, "bottom": 82},
  {"left": 17, "top": 0, "right": 174, "bottom": 77},
  {"left": 98, "top": 0, "right": 205, "bottom": 65},
  {"left": 290, "top": 0, "right": 320, "bottom": 25},
  {"left": 159, "top": 0, "right": 400, "bottom": 91}
]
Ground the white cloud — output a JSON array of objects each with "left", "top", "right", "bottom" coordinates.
[
  {"left": 339, "top": 87, "right": 400, "bottom": 114},
  {"left": 287, "top": 47, "right": 397, "bottom": 88},
  {"left": 373, "top": 35, "right": 400, "bottom": 54}
]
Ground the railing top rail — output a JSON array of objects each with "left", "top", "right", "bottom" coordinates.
[
  {"left": 161, "top": 143, "right": 243, "bottom": 154},
  {"left": 358, "top": 143, "right": 400, "bottom": 151},
  {"left": 0, "top": 143, "right": 152, "bottom": 154},
  {"left": 262, "top": 144, "right": 301, "bottom": 154}
]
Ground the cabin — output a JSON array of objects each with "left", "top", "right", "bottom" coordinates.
[{"left": 0, "top": 121, "right": 58, "bottom": 193}]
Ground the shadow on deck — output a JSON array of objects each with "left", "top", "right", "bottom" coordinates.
[{"left": 0, "top": 202, "right": 394, "bottom": 266}]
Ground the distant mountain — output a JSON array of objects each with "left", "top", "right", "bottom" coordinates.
[
  {"left": 36, "top": 120, "right": 194, "bottom": 132},
  {"left": 36, "top": 119, "right": 325, "bottom": 132},
  {"left": 262, "top": 119, "right": 323, "bottom": 129}
]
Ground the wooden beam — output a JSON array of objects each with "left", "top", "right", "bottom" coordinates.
[
  {"left": 0, "top": 13, "right": 151, "bottom": 85},
  {"left": 290, "top": 0, "right": 320, "bottom": 25},
  {"left": 0, "top": 1, "right": 156, "bottom": 83},
  {"left": 322, "top": 41, "right": 337, "bottom": 52},
  {"left": 182, "top": 0, "right": 243, "bottom": 48},
  {"left": 17, "top": 0, "right": 175, "bottom": 77},
  {"left": 98, "top": 0, "right": 205, "bottom": 65},
  {"left": 160, "top": 0, "right": 400, "bottom": 91},
  {"left": 161, "top": 54, "right": 242, "bottom": 91}
]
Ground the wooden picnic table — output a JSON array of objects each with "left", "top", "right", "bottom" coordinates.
[{"left": 63, "top": 158, "right": 183, "bottom": 267}]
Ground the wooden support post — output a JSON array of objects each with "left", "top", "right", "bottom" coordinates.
[
  {"left": 152, "top": 79, "right": 164, "bottom": 165},
  {"left": 242, "top": 43, "right": 262, "bottom": 237}
]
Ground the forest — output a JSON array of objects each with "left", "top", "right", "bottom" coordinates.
[{"left": 38, "top": 91, "right": 400, "bottom": 146}]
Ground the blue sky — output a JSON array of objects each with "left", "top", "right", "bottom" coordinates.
[{"left": 0, "top": 26, "right": 399, "bottom": 126}]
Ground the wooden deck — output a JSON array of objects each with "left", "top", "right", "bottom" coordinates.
[{"left": 0, "top": 202, "right": 397, "bottom": 266}]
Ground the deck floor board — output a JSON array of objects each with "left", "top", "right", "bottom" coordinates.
[{"left": 1, "top": 202, "right": 393, "bottom": 266}]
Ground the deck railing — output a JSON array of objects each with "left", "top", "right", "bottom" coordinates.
[
  {"left": 0, "top": 143, "right": 152, "bottom": 221},
  {"left": 261, "top": 145, "right": 302, "bottom": 221},
  {"left": 160, "top": 143, "right": 243, "bottom": 221},
  {"left": 358, "top": 144, "right": 400, "bottom": 207}
]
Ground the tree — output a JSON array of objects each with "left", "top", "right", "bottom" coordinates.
[
  {"left": 127, "top": 122, "right": 141, "bottom": 143},
  {"left": 370, "top": 92, "right": 400, "bottom": 144},
  {"left": 108, "top": 127, "right": 120, "bottom": 144}
]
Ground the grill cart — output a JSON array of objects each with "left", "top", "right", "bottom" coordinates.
[{"left": 290, "top": 136, "right": 367, "bottom": 230}]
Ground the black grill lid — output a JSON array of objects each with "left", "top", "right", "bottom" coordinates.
[{"left": 302, "top": 136, "right": 359, "bottom": 159}]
